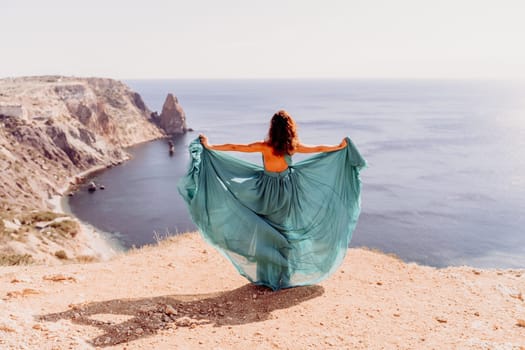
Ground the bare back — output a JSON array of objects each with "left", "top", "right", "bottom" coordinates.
[
  {"left": 260, "top": 143, "right": 290, "bottom": 172},
  {"left": 261, "top": 141, "right": 349, "bottom": 172}
]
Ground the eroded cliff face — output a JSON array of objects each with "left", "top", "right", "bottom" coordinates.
[
  {"left": 0, "top": 76, "right": 164, "bottom": 212},
  {"left": 0, "top": 76, "right": 166, "bottom": 264}
]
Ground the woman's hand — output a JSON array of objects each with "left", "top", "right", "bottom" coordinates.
[{"left": 199, "top": 134, "right": 210, "bottom": 149}]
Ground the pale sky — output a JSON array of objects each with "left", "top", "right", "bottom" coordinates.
[{"left": 1, "top": 0, "right": 525, "bottom": 79}]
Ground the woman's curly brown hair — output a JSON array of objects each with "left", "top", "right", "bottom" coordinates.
[{"left": 267, "top": 110, "right": 299, "bottom": 156}]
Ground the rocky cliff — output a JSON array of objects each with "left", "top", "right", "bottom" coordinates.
[
  {"left": 0, "top": 76, "right": 177, "bottom": 264},
  {"left": 152, "top": 93, "right": 188, "bottom": 134}
]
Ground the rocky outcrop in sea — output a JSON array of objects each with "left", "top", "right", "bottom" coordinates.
[{"left": 151, "top": 93, "right": 188, "bottom": 134}]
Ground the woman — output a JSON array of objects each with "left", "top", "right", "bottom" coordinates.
[
  {"left": 199, "top": 110, "right": 347, "bottom": 170},
  {"left": 178, "top": 110, "right": 366, "bottom": 290}
]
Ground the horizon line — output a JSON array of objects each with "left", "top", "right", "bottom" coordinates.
[{"left": 2, "top": 75, "right": 525, "bottom": 82}]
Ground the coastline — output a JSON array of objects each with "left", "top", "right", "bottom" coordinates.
[
  {"left": 1, "top": 75, "right": 186, "bottom": 266},
  {"left": 47, "top": 161, "right": 130, "bottom": 261},
  {"left": 45, "top": 135, "right": 173, "bottom": 261}
]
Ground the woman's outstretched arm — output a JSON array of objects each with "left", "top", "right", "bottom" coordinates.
[
  {"left": 200, "top": 134, "right": 264, "bottom": 152},
  {"left": 296, "top": 138, "right": 347, "bottom": 153}
]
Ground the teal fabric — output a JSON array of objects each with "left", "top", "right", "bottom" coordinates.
[{"left": 178, "top": 137, "right": 366, "bottom": 290}]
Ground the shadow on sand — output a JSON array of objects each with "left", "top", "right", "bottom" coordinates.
[{"left": 39, "top": 284, "right": 324, "bottom": 347}]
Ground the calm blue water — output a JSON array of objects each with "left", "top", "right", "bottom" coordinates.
[{"left": 68, "top": 79, "right": 525, "bottom": 268}]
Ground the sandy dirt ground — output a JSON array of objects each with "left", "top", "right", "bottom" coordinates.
[{"left": 1, "top": 232, "right": 524, "bottom": 350}]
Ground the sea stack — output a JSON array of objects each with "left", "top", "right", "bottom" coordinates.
[{"left": 157, "top": 93, "right": 187, "bottom": 134}]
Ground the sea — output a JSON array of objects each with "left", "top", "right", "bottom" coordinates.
[{"left": 67, "top": 79, "right": 525, "bottom": 268}]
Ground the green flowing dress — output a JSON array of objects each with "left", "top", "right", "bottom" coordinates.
[{"left": 178, "top": 137, "right": 366, "bottom": 290}]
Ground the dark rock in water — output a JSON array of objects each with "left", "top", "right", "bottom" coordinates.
[
  {"left": 88, "top": 182, "right": 97, "bottom": 192},
  {"left": 168, "top": 140, "right": 175, "bottom": 156},
  {"left": 157, "top": 94, "right": 187, "bottom": 134},
  {"left": 99, "top": 185, "right": 105, "bottom": 190},
  {"left": 187, "top": 127, "right": 194, "bottom": 132}
]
